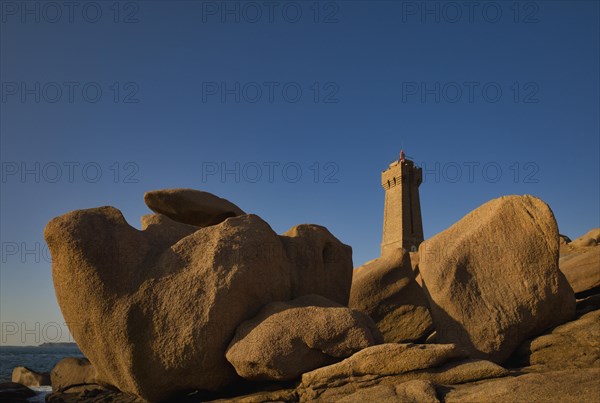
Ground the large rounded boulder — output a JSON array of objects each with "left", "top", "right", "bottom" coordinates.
[
  {"left": 44, "top": 190, "right": 353, "bottom": 401},
  {"left": 418, "top": 195, "right": 575, "bottom": 363},
  {"left": 50, "top": 357, "right": 99, "bottom": 393},
  {"left": 226, "top": 294, "right": 382, "bottom": 381},
  {"left": 45, "top": 209, "right": 293, "bottom": 401}
]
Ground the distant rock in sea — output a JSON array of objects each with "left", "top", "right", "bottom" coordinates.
[
  {"left": 37, "top": 342, "right": 79, "bottom": 348},
  {"left": 11, "top": 367, "right": 50, "bottom": 387}
]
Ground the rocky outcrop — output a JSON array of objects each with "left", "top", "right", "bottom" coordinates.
[
  {"left": 510, "top": 309, "right": 600, "bottom": 371},
  {"left": 0, "top": 382, "right": 36, "bottom": 401},
  {"left": 337, "top": 380, "right": 439, "bottom": 403},
  {"left": 560, "top": 248, "right": 600, "bottom": 294},
  {"left": 443, "top": 368, "right": 600, "bottom": 403},
  {"left": 298, "top": 343, "right": 507, "bottom": 401},
  {"left": 140, "top": 213, "right": 199, "bottom": 248},
  {"left": 559, "top": 229, "right": 600, "bottom": 295},
  {"left": 144, "top": 188, "right": 245, "bottom": 227},
  {"left": 569, "top": 228, "right": 600, "bottom": 248},
  {"left": 226, "top": 294, "right": 382, "bottom": 381},
  {"left": 559, "top": 234, "right": 572, "bottom": 245},
  {"left": 418, "top": 195, "right": 575, "bottom": 363},
  {"left": 46, "top": 389, "right": 142, "bottom": 402},
  {"left": 349, "top": 248, "right": 433, "bottom": 342},
  {"left": 409, "top": 251, "right": 422, "bottom": 286},
  {"left": 44, "top": 191, "right": 352, "bottom": 401},
  {"left": 11, "top": 366, "right": 50, "bottom": 387},
  {"left": 45, "top": 188, "right": 599, "bottom": 402},
  {"left": 45, "top": 209, "right": 293, "bottom": 401},
  {"left": 577, "top": 294, "right": 600, "bottom": 312},
  {"left": 280, "top": 225, "right": 353, "bottom": 305},
  {"left": 206, "top": 388, "right": 299, "bottom": 403}
]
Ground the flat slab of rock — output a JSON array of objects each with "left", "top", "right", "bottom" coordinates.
[
  {"left": 46, "top": 389, "right": 142, "bottom": 402},
  {"left": 206, "top": 388, "right": 298, "bottom": 402},
  {"left": 510, "top": 309, "right": 600, "bottom": 371},
  {"left": 298, "top": 343, "right": 507, "bottom": 401},
  {"left": 576, "top": 293, "right": 600, "bottom": 312},
  {"left": 144, "top": 188, "right": 245, "bottom": 227},
  {"left": 349, "top": 248, "right": 433, "bottom": 342},
  {"left": 418, "top": 195, "right": 575, "bottom": 363},
  {"left": 337, "top": 380, "right": 439, "bottom": 403},
  {"left": 443, "top": 368, "right": 600, "bottom": 403},
  {"left": 0, "top": 382, "right": 36, "bottom": 400},
  {"left": 226, "top": 294, "right": 382, "bottom": 381},
  {"left": 569, "top": 228, "right": 600, "bottom": 248},
  {"left": 560, "top": 247, "right": 600, "bottom": 294}
]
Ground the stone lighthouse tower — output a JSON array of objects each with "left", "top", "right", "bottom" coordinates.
[{"left": 381, "top": 151, "right": 424, "bottom": 254}]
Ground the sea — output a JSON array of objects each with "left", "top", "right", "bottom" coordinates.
[{"left": 0, "top": 344, "right": 84, "bottom": 401}]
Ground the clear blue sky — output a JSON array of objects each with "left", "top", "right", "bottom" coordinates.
[{"left": 1, "top": 1, "right": 598, "bottom": 345}]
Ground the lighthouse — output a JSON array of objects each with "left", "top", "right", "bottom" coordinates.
[{"left": 381, "top": 151, "right": 424, "bottom": 254}]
